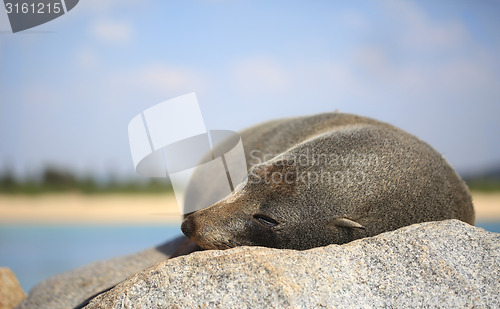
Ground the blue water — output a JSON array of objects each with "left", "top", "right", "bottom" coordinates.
[
  {"left": 0, "top": 222, "right": 498, "bottom": 293},
  {"left": 0, "top": 224, "right": 183, "bottom": 293}
]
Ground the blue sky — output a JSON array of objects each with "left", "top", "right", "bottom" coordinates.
[{"left": 1, "top": 0, "right": 499, "bottom": 180}]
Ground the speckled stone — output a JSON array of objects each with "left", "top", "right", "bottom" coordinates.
[
  {"left": 85, "top": 220, "right": 500, "bottom": 308},
  {"left": 17, "top": 236, "right": 185, "bottom": 309}
]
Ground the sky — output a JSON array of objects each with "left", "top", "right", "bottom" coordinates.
[{"left": 0, "top": 0, "right": 499, "bottom": 181}]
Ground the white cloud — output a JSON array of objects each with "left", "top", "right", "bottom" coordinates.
[
  {"left": 331, "top": 0, "right": 499, "bottom": 106},
  {"left": 132, "top": 64, "right": 208, "bottom": 96},
  {"left": 386, "top": 0, "right": 468, "bottom": 50},
  {"left": 350, "top": 44, "right": 499, "bottom": 104},
  {"left": 341, "top": 10, "right": 367, "bottom": 30},
  {"left": 232, "top": 57, "right": 290, "bottom": 95},
  {"left": 90, "top": 19, "right": 134, "bottom": 44},
  {"left": 429, "top": 57, "right": 500, "bottom": 98},
  {"left": 354, "top": 46, "right": 391, "bottom": 78},
  {"left": 75, "top": 47, "right": 99, "bottom": 70}
]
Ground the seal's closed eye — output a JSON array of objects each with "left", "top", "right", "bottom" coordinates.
[{"left": 253, "top": 214, "right": 279, "bottom": 228}]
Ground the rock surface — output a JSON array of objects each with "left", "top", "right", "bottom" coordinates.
[
  {"left": 85, "top": 220, "right": 500, "bottom": 308},
  {"left": 17, "top": 236, "right": 185, "bottom": 309},
  {"left": 0, "top": 267, "right": 26, "bottom": 309}
]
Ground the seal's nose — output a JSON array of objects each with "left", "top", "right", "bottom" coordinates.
[{"left": 181, "top": 215, "right": 195, "bottom": 238}]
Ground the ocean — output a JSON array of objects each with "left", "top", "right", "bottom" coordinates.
[
  {"left": 0, "top": 222, "right": 498, "bottom": 293},
  {"left": 0, "top": 225, "right": 183, "bottom": 293}
]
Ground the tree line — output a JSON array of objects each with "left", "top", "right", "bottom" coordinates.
[{"left": 0, "top": 167, "right": 173, "bottom": 195}]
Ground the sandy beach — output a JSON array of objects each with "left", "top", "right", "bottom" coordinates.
[
  {"left": 0, "top": 192, "right": 499, "bottom": 224},
  {"left": 0, "top": 194, "right": 183, "bottom": 225}
]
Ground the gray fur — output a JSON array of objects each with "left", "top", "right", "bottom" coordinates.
[{"left": 181, "top": 113, "right": 474, "bottom": 250}]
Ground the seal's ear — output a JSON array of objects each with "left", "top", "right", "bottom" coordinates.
[{"left": 327, "top": 217, "right": 365, "bottom": 230}]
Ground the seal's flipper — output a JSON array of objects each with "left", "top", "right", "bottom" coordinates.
[{"left": 327, "top": 217, "right": 365, "bottom": 230}]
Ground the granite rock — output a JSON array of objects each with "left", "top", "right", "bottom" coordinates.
[
  {"left": 17, "top": 236, "right": 185, "bottom": 309},
  {"left": 0, "top": 267, "right": 26, "bottom": 309},
  {"left": 85, "top": 220, "right": 500, "bottom": 308}
]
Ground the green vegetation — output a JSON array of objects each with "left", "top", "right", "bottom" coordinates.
[
  {"left": 465, "top": 179, "right": 500, "bottom": 193},
  {"left": 0, "top": 167, "right": 173, "bottom": 195},
  {"left": 463, "top": 166, "right": 500, "bottom": 192}
]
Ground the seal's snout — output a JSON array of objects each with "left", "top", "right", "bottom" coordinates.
[{"left": 181, "top": 215, "right": 196, "bottom": 238}]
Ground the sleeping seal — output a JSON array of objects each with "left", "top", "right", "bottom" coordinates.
[{"left": 181, "top": 113, "right": 474, "bottom": 250}]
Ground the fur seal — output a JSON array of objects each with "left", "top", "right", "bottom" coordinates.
[{"left": 181, "top": 113, "right": 474, "bottom": 250}]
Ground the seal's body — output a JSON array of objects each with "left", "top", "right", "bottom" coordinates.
[{"left": 181, "top": 113, "right": 474, "bottom": 250}]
